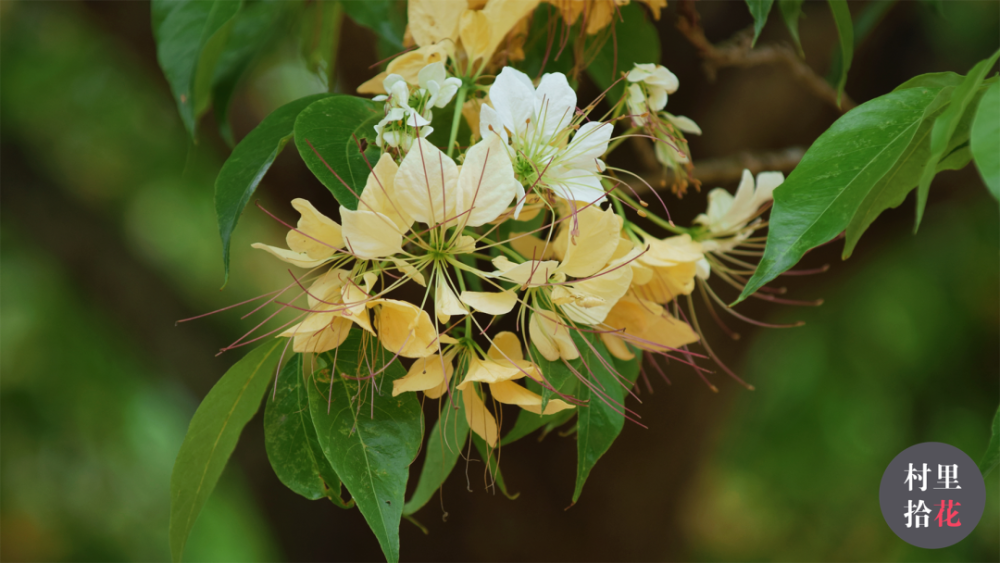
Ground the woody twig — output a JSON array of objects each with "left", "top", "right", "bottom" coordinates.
[{"left": 630, "top": 146, "right": 807, "bottom": 194}]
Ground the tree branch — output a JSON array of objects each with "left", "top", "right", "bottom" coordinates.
[
  {"left": 628, "top": 146, "right": 806, "bottom": 194},
  {"left": 676, "top": 0, "right": 856, "bottom": 113}
]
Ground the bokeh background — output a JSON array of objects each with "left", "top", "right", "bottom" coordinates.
[{"left": 1, "top": 0, "right": 998, "bottom": 561}]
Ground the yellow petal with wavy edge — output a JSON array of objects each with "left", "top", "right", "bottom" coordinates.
[
  {"left": 456, "top": 135, "right": 519, "bottom": 227},
  {"left": 286, "top": 199, "right": 344, "bottom": 260},
  {"left": 557, "top": 205, "right": 621, "bottom": 278},
  {"left": 463, "top": 385, "right": 498, "bottom": 446},
  {"left": 393, "top": 259, "right": 426, "bottom": 286},
  {"left": 509, "top": 232, "right": 555, "bottom": 261},
  {"left": 459, "top": 9, "right": 491, "bottom": 66},
  {"left": 479, "top": 0, "right": 540, "bottom": 63},
  {"left": 457, "top": 356, "right": 524, "bottom": 389},
  {"left": 459, "top": 290, "right": 517, "bottom": 315},
  {"left": 372, "top": 299, "right": 439, "bottom": 358},
  {"left": 340, "top": 208, "right": 404, "bottom": 260},
  {"left": 559, "top": 264, "right": 632, "bottom": 325},
  {"left": 490, "top": 256, "right": 559, "bottom": 286},
  {"left": 359, "top": 153, "right": 412, "bottom": 232},
  {"left": 529, "top": 309, "right": 579, "bottom": 361},
  {"left": 633, "top": 261, "right": 698, "bottom": 304},
  {"left": 340, "top": 281, "right": 375, "bottom": 334},
  {"left": 288, "top": 316, "right": 352, "bottom": 354},
  {"left": 489, "top": 380, "right": 574, "bottom": 415},
  {"left": 394, "top": 138, "right": 460, "bottom": 227},
  {"left": 435, "top": 273, "right": 467, "bottom": 323},
  {"left": 393, "top": 354, "right": 453, "bottom": 397},
  {"left": 487, "top": 331, "right": 523, "bottom": 362},
  {"left": 409, "top": 0, "right": 465, "bottom": 47}
]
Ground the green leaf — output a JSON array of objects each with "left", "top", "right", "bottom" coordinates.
[
  {"left": 264, "top": 353, "right": 352, "bottom": 508},
  {"left": 572, "top": 333, "right": 636, "bottom": 503},
  {"left": 971, "top": 81, "right": 1000, "bottom": 199},
  {"left": 152, "top": 0, "right": 243, "bottom": 137},
  {"left": 169, "top": 340, "right": 283, "bottom": 562},
  {"left": 294, "top": 96, "right": 383, "bottom": 210},
  {"left": 212, "top": 0, "right": 293, "bottom": 146},
  {"left": 915, "top": 49, "right": 1000, "bottom": 226},
  {"left": 826, "top": 0, "right": 893, "bottom": 95},
  {"left": 403, "top": 396, "right": 469, "bottom": 516},
  {"left": 737, "top": 86, "right": 942, "bottom": 304},
  {"left": 471, "top": 434, "right": 519, "bottom": 500},
  {"left": 215, "top": 93, "right": 335, "bottom": 284},
  {"left": 778, "top": 0, "right": 805, "bottom": 56},
  {"left": 894, "top": 71, "right": 965, "bottom": 91},
  {"left": 585, "top": 3, "right": 661, "bottom": 101},
  {"left": 307, "top": 333, "right": 422, "bottom": 563},
  {"left": 300, "top": 0, "right": 344, "bottom": 92},
  {"left": 746, "top": 0, "right": 775, "bottom": 47},
  {"left": 841, "top": 87, "right": 955, "bottom": 258},
  {"left": 827, "top": 0, "right": 854, "bottom": 108},
  {"left": 341, "top": 0, "right": 406, "bottom": 57},
  {"left": 980, "top": 405, "right": 1000, "bottom": 477}
]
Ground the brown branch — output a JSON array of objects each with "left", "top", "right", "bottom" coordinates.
[
  {"left": 629, "top": 146, "right": 806, "bottom": 194},
  {"left": 676, "top": 0, "right": 856, "bottom": 113}
]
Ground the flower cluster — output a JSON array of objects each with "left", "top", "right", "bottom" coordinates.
[{"left": 247, "top": 53, "right": 791, "bottom": 446}]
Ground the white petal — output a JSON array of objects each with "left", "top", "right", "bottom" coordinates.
[
  {"left": 394, "top": 138, "right": 459, "bottom": 226},
  {"left": 479, "top": 103, "right": 509, "bottom": 145},
  {"left": 753, "top": 171, "right": 785, "bottom": 208},
  {"left": 534, "top": 72, "right": 577, "bottom": 139},
  {"left": 546, "top": 167, "right": 607, "bottom": 205},
  {"left": 340, "top": 208, "right": 404, "bottom": 259},
  {"left": 647, "top": 87, "right": 668, "bottom": 112},
  {"left": 417, "top": 61, "right": 446, "bottom": 89},
  {"left": 251, "top": 243, "right": 328, "bottom": 269},
  {"left": 666, "top": 113, "right": 702, "bottom": 135},
  {"left": 489, "top": 67, "right": 536, "bottom": 138},
  {"left": 563, "top": 121, "right": 612, "bottom": 171},
  {"left": 456, "top": 135, "right": 519, "bottom": 226}
]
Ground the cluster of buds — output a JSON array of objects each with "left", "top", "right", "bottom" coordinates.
[{"left": 373, "top": 61, "right": 462, "bottom": 151}]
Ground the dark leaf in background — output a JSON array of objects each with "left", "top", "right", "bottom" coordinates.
[
  {"left": 403, "top": 394, "right": 469, "bottom": 516},
  {"left": 152, "top": 0, "right": 243, "bottom": 138},
  {"left": 215, "top": 93, "right": 335, "bottom": 284},
  {"left": 294, "top": 96, "right": 383, "bottom": 210},
  {"left": 586, "top": 3, "right": 661, "bottom": 102},
  {"left": 342, "top": 0, "right": 407, "bottom": 61},
  {"left": 169, "top": 340, "right": 283, "bottom": 562},
  {"left": 971, "top": 81, "right": 1000, "bottom": 200},
  {"left": 300, "top": 0, "right": 343, "bottom": 92},
  {"left": 307, "top": 332, "right": 422, "bottom": 563},
  {"left": 778, "top": 0, "right": 805, "bottom": 56},
  {"left": 827, "top": 0, "right": 854, "bottom": 108},
  {"left": 981, "top": 405, "right": 1000, "bottom": 477},
  {"left": 264, "top": 353, "right": 352, "bottom": 508}
]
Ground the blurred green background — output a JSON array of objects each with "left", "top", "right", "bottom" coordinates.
[{"left": 1, "top": 1, "right": 997, "bottom": 561}]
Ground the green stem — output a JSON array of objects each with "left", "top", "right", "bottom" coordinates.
[
  {"left": 617, "top": 192, "right": 688, "bottom": 235},
  {"left": 446, "top": 85, "right": 468, "bottom": 158},
  {"left": 457, "top": 254, "right": 482, "bottom": 292}
]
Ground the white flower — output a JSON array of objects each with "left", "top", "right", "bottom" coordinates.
[
  {"left": 418, "top": 61, "right": 462, "bottom": 109},
  {"left": 480, "top": 67, "right": 613, "bottom": 205},
  {"left": 695, "top": 169, "right": 784, "bottom": 251},
  {"left": 372, "top": 74, "right": 434, "bottom": 150},
  {"left": 626, "top": 63, "right": 678, "bottom": 112}
]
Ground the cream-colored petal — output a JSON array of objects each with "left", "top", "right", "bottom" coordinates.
[
  {"left": 359, "top": 153, "right": 413, "bottom": 232},
  {"left": 486, "top": 330, "right": 523, "bottom": 362},
  {"left": 286, "top": 199, "right": 344, "bottom": 260},
  {"left": 490, "top": 380, "right": 575, "bottom": 415},
  {"left": 633, "top": 262, "right": 698, "bottom": 304},
  {"left": 558, "top": 205, "right": 622, "bottom": 278},
  {"left": 435, "top": 273, "right": 468, "bottom": 323},
  {"left": 394, "top": 138, "right": 459, "bottom": 226},
  {"left": 393, "top": 258, "right": 427, "bottom": 286},
  {"left": 459, "top": 290, "right": 518, "bottom": 315},
  {"left": 340, "top": 208, "right": 404, "bottom": 260},
  {"left": 358, "top": 71, "right": 389, "bottom": 95},
  {"left": 288, "top": 316, "right": 352, "bottom": 353},
  {"left": 458, "top": 356, "right": 524, "bottom": 389},
  {"left": 393, "top": 354, "right": 454, "bottom": 396},
  {"left": 528, "top": 309, "right": 579, "bottom": 361},
  {"left": 509, "top": 232, "right": 554, "bottom": 261},
  {"left": 373, "top": 299, "right": 439, "bottom": 358},
  {"left": 251, "top": 243, "right": 328, "bottom": 269},
  {"left": 560, "top": 264, "right": 632, "bottom": 325},
  {"left": 637, "top": 234, "right": 704, "bottom": 268},
  {"left": 341, "top": 281, "right": 375, "bottom": 334},
  {"left": 600, "top": 332, "right": 635, "bottom": 361},
  {"left": 463, "top": 385, "right": 498, "bottom": 446},
  {"left": 459, "top": 9, "right": 491, "bottom": 65},
  {"left": 306, "top": 268, "right": 349, "bottom": 308},
  {"left": 409, "top": 0, "right": 465, "bottom": 47},
  {"left": 489, "top": 256, "right": 559, "bottom": 286},
  {"left": 480, "top": 0, "right": 540, "bottom": 65},
  {"left": 456, "top": 135, "right": 518, "bottom": 227}
]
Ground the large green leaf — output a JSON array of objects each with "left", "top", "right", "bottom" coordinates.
[
  {"left": 841, "top": 87, "right": 955, "bottom": 257},
  {"left": 971, "top": 81, "right": 1000, "bottom": 199},
  {"left": 152, "top": 0, "right": 243, "bottom": 137},
  {"left": 212, "top": 0, "right": 293, "bottom": 145},
  {"left": 169, "top": 340, "right": 283, "bottom": 562},
  {"left": 294, "top": 96, "right": 383, "bottom": 210},
  {"left": 980, "top": 405, "right": 1000, "bottom": 477},
  {"left": 340, "top": 0, "right": 406, "bottom": 52},
  {"left": 894, "top": 71, "right": 964, "bottom": 91},
  {"left": 307, "top": 334, "right": 422, "bottom": 563},
  {"left": 746, "top": 0, "right": 775, "bottom": 47},
  {"left": 215, "top": 93, "right": 335, "bottom": 284},
  {"left": 827, "top": 0, "right": 854, "bottom": 107},
  {"left": 572, "top": 333, "right": 637, "bottom": 503},
  {"left": 264, "top": 353, "right": 352, "bottom": 507},
  {"left": 778, "top": 0, "right": 805, "bottom": 56},
  {"left": 403, "top": 395, "right": 469, "bottom": 515},
  {"left": 737, "top": 86, "right": 942, "bottom": 303},
  {"left": 585, "top": 3, "right": 660, "bottom": 101},
  {"left": 915, "top": 49, "right": 1000, "bottom": 226}
]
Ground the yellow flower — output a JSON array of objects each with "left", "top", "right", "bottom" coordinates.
[
  {"left": 251, "top": 199, "right": 344, "bottom": 269},
  {"left": 599, "top": 294, "right": 698, "bottom": 360},
  {"left": 370, "top": 298, "right": 441, "bottom": 358},
  {"left": 278, "top": 269, "right": 376, "bottom": 353},
  {"left": 544, "top": 0, "right": 667, "bottom": 35},
  {"left": 392, "top": 352, "right": 455, "bottom": 398},
  {"left": 631, "top": 233, "right": 703, "bottom": 304}
]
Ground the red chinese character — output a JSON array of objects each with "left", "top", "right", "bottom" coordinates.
[{"left": 935, "top": 500, "right": 961, "bottom": 527}]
